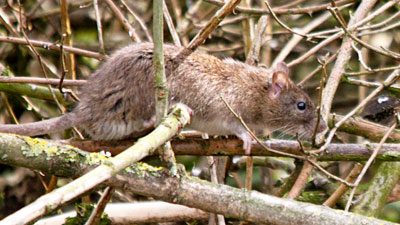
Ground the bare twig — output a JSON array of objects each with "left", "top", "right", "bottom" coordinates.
[
  {"left": 286, "top": 161, "right": 313, "bottom": 199},
  {"left": 323, "top": 163, "right": 362, "bottom": 207},
  {"left": 153, "top": 0, "right": 168, "bottom": 125},
  {"left": 121, "top": 0, "right": 152, "bottom": 42},
  {"left": 345, "top": 65, "right": 400, "bottom": 76},
  {"left": 264, "top": 1, "right": 306, "bottom": 38},
  {"left": 245, "top": 156, "right": 253, "bottom": 190},
  {"left": 84, "top": 187, "right": 114, "bottom": 225},
  {"left": 329, "top": 7, "right": 400, "bottom": 60},
  {"left": 207, "top": 156, "right": 226, "bottom": 225},
  {"left": 0, "top": 76, "right": 86, "bottom": 86},
  {"left": 187, "top": 0, "right": 241, "bottom": 51},
  {"left": 342, "top": 76, "right": 400, "bottom": 92},
  {"left": 203, "top": 0, "right": 354, "bottom": 15},
  {"left": 163, "top": 0, "right": 182, "bottom": 46},
  {"left": 17, "top": 2, "right": 65, "bottom": 113},
  {"left": 93, "top": 0, "right": 105, "bottom": 53},
  {"left": 273, "top": 11, "right": 332, "bottom": 66},
  {"left": 297, "top": 53, "right": 337, "bottom": 86},
  {"left": 245, "top": 15, "right": 268, "bottom": 65},
  {"left": 0, "top": 36, "right": 105, "bottom": 60},
  {"left": 240, "top": 0, "right": 253, "bottom": 56},
  {"left": 104, "top": 0, "right": 141, "bottom": 42},
  {"left": 60, "top": 0, "right": 76, "bottom": 80},
  {"left": 351, "top": 42, "right": 371, "bottom": 71}
]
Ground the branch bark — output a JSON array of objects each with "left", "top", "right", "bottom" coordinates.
[
  {"left": 0, "top": 133, "right": 395, "bottom": 225},
  {"left": 66, "top": 137, "right": 400, "bottom": 161},
  {"left": 0, "top": 104, "right": 191, "bottom": 225}
]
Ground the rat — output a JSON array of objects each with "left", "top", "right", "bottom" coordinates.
[{"left": 0, "top": 43, "right": 326, "bottom": 154}]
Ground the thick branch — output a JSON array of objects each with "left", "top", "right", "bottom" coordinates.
[
  {"left": 0, "top": 104, "right": 191, "bottom": 225},
  {"left": 65, "top": 138, "right": 400, "bottom": 161},
  {"left": 352, "top": 162, "right": 400, "bottom": 216},
  {"left": 108, "top": 167, "right": 395, "bottom": 225},
  {"left": 0, "top": 133, "right": 395, "bottom": 225}
]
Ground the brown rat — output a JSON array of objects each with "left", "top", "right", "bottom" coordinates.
[{"left": 0, "top": 43, "right": 325, "bottom": 154}]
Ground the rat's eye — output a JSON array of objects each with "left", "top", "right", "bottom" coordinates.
[{"left": 297, "top": 101, "right": 306, "bottom": 111}]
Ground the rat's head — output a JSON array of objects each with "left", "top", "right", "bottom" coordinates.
[{"left": 260, "top": 62, "right": 326, "bottom": 139}]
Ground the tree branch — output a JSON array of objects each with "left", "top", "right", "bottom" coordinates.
[
  {"left": 0, "top": 132, "right": 395, "bottom": 225},
  {"left": 0, "top": 104, "right": 191, "bottom": 225}
]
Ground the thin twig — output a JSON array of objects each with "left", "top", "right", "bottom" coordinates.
[
  {"left": 0, "top": 36, "right": 105, "bottom": 60},
  {"left": 104, "top": 0, "right": 141, "bottom": 42},
  {"left": 323, "top": 163, "right": 362, "bottom": 207},
  {"left": 264, "top": 1, "right": 306, "bottom": 38},
  {"left": 286, "top": 161, "right": 313, "bottom": 199},
  {"left": 342, "top": 76, "right": 400, "bottom": 91},
  {"left": 245, "top": 15, "right": 268, "bottom": 65},
  {"left": 1, "top": 93, "right": 18, "bottom": 124},
  {"left": 121, "top": 0, "right": 152, "bottom": 42},
  {"left": 60, "top": 0, "right": 76, "bottom": 80},
  {"left": 351, "top": 42, "right": 371, "bottom": 71},
  {"left": 203, "top": 0, "right": 354, "bottom": 15},
  {"left": 273, "top": 11, "right": 332, "bottom": 66},
  {"left": 163, "top": 0, "right": 182, "bottom": 46},
  {"left": 207, "top": 156, "right": 226, "bottom": 225},
  {"left": 0, "top": 76, "right": 86, "bottom": 86},
  {"left": 288, "top": 32, "right": 341, "bottom": 67},
  {"left": 329, "top": 7, "right": 400, "bottom": 60},
  {"left": 240, "top": 0, "right": 253, "bottom": 57},
  {"left": 245, "top": 156, "right": 253, "bottom": 190},
  {"left": 297, "top": 53, "right": 337, "bottom": 86},
  {"left": 187, "top": 0, "right": 242, "bottom": 51},
  {"left": 17, "top": 2, "right": 65, "bottom": 114},
  {"left": 85, "top": 187, "right": 114, "bottom": 225},
  {"left": 345, "top": 65, "right": 400, "bottom": 76},
  {"left": 93, "top": 0, "right": 105, "bottom": 53}
]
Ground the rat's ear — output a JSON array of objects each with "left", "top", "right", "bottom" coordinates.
[{"left": 270, "top": 62, "right": 290, "bottom": 98}]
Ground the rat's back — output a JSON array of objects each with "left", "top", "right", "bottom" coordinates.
[{"left": 74, "top": 43, "right": 234, "bottom": 140}]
